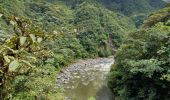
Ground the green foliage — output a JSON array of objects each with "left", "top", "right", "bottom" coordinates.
[
  {"left": 5, "top": 65, "right": 63, "bottom": 100},
  {"left": 105, "top": 0, "right": 164, "bottom": 15},
  {"left": 0, "top": 0, "right": 166, "bottom": 99},
  {"left": 0, "top": 0, "right": 25, "bottom": 16},
  {"left": 144, "top": 6, "right": 170, "bottom": 27},
  {"left": 74, "top": 2, "right": 135, "bottom": 53},
  {"left": 99, "top": 0, "right": 165, "bottom": 27},
  {"left": 0, "top": 14, "right": 58, "bottom": 99},
  {"left": 0, "top": 0, "right": 137, "bottom": 52},
  {"left": 77, "top": 31, "right": 112, "bottom": 57},
  {"left": 45, "top": 34, "right": 88, "bottom": 68},
  {"left": 25, "top": 1, "right": 74, "bottom": 32},
  {"left": 88, "top": 97, "right": 96, "bottom": 100},
  {"left": 108, "top": 10, "right": 170, "bottom": 99}
]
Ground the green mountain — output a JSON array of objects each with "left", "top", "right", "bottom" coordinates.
[
  {"left": 61, "top": 0, "right": 165, "bottom": 26},
  {"left": 101, "top": 0, "right": 164, "bottom": 15},
  {"left": 0, "top": 0, "right": 165, "bottom": 31},
  {"left": 0, "top": 0, "right": 136, "bottom": 58},
  {"left": 0, "top": 0, "right": 165, "bottom": 48},
  {"left": 0, "top": 0, "right": 166, "bottom": 99}
]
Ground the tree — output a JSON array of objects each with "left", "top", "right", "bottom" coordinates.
[
  {"left": 108, "top": 23, "right": 170, "bottom": 99},
  {"left": 0, "top": 14, "right": 50, "bottom": 99}
]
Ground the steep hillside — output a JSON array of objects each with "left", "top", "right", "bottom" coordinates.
[
  {"left": 0, "top": 0, "right": 165, "bottom": 49},
  {"left": 0, "top": 0, "right": 137, "bottom": 57},
  {"left": 108, "top": 5, "right": 170, "bottom": 100},
  {"left": 0, "top": 0, "right": 165, "bottom": 31},
  {"left": 60, "top": 0, "right": 165, "bottom": 26},
  {"left": 144, "top": 6, "right": 170, "bottom": 27},
  {"left": 100, "top": 0, "right": 164, "bottom": 15},
  {"left": 0, "top": 0, "right": 167, "bottom": 99}
]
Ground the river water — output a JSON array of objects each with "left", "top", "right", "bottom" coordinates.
[{"left": 57, "top": 57, "right": 114, "bottom": 100}]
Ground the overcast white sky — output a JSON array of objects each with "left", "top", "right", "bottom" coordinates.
[{"left": 163, "top": 0, "right": 170, "bottom": 2}]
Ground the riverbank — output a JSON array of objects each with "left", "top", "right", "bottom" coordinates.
[{"left": 56, "top": 56, "right": 114, "bottom": 100}]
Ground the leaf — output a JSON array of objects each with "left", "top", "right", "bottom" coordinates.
[
  {"left": 88, "top": 97, "right": 96, "bottom": 100},
  {"left": 3, "top": 45, "right": 18, "bottom": 54},
  {"left": 26, "top": 56, "right": 36, "bottom": 60},
  {"left": 10, "top": 20, "right": 15, "bottom": 25},
  {"left": 0, "top": 13, "right": 3, "bottom": 17},
  {"left": 20, "top": 60, "right": 35, "bottom": 68},
  {"left": 0, "top": 48, "right": 5, "bottom": 53},
  {"left": 8, "top": 56, "right": 15, "bottom": 60},
  {"left": 29, "top": 34, "right": 36, "bottom": 43},
  {"left": 4, "top": 56, "right": 10, "bottom": 63},
  {"left": 20, "top": 36, "right": 27, "bottom": 46},
  {"left": 0, "top": 70, "right": 3, "bottom": 76},
  {"left": 9, "top": 60, "right": 19, "bottom": 72},
  {"left": 74, "top": 29, "right": 77, "bottom": 33},
  {"left": 37, "top": 37, "right": 43, "bottom": 43}
]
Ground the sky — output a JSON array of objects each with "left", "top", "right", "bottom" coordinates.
[{"left": 163, "top": 0, "right": 170, "bottom": 2}]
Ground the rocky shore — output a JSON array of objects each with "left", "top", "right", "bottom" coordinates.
[{"left": 56, "top": 56, "right": 114, "bottom": 87}]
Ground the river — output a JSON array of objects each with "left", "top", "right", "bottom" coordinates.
[{"left": 57, "top": 57, "right": 114, "bottom": 100}]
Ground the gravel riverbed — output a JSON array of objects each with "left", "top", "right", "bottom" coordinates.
[{"left": 56, "top": 56, "right": 114, "bottom": 88}]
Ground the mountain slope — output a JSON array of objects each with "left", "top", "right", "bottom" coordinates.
[
  {"left": 0, "top": 0, "right": 136, "bottom": 49},
  {"left": 108, "top": 5, "right": 170, "bottom": 100},
  {"left": 99, "top": 0, "right": 165, "bottom": 26},
  {"left": 0, "top": 0, "right": 167, "bottom": 99},
  {"left": 0, "top": 0, "right": 165, "bottom": 31}
]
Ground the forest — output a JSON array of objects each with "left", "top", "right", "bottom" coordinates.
[{"left": 0, "top": 0, "right": 170, "bottom": 100}]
